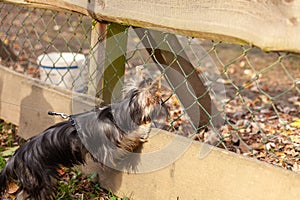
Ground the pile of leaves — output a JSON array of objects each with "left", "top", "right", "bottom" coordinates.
[
  {"left": 0, "top": 120, "right": 128, "bottom": 200},
  {"left": 151, "top": 80, "right": 300, "bottom": 173},
  {"left": 219, "top": 94, "right": 300, "bottom": 172}
]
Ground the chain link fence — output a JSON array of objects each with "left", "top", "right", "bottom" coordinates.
[{"left": 0, "top": 2, "right": 300, "bottom": 172}]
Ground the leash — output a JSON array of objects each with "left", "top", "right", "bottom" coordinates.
[
  {"left": 47, "top": 111, "right": 70, "bottom": 119},
  {"left": 48, "top": 111, "right": 75, "bottom": 125}
]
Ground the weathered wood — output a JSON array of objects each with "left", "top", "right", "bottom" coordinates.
[
  {"left": 0, "top": 65, "right": 68, "bottom": 138},
  {"left": 134, "top": 28, "right": 223, "bottom": 128},
  {"left": 2, "top": 0, "right": 74, "bottom": 13},
  {"left": 102, "top": 23, "right": 128, "bottom": 103},
  {"left": 83, "top": 129, "right": 300, "bottom": 200},
  {"left": 88, "top": 21, "right": 107, "bottom": 96},
  {"left": 0, "top": 65, "right": 99, "bottom": 139},
  {"left": 86, "top": 21, "right": 128, "bottom": 103},
  {"left": 3, "top": 0, "right": 300, "bottom": 53}
]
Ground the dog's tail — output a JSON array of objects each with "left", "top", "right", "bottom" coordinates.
[{"left": 0, "top": 157, "right": 14, "bottom": 195}]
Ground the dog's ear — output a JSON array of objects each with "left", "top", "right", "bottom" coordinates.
[
  {"left": 122, "top": 66, "right": 147, "bottom": 95},
  {"left": 148, "top": 75, "right": 162, "bottom": 97}
]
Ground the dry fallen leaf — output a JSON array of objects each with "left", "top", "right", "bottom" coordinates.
[
  {"left": 290, "top": 118, "right": 300, "bottom": 128},
  {"left": 250, "top": 143, "right": 265, "bottom": 151},
  {"left": 57, "top": 167, "right": 66, "bottom": 176},
  {"left": 8, "top": 182, "right": 19, "bottom": 194}
]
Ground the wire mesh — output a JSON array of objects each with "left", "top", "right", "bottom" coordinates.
[{"left": 0, "top": 2, "right": 300, "bottom": 172}]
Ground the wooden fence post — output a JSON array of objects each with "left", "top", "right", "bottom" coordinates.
[
  {"left": 88, "top": 22, "right": 128, "bottom": 104},
  {"left": 102, "top": 23, "right": 128, "bottom": 103},
  {"left": 134, "top": 28, "right": 222, "bottom": 129},
  {"left": 88, "top": 20, "right": 106, "bottom": 96}
]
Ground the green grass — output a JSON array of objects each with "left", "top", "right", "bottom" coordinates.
[
  {"left": 56, "top": 168, "right": 130, "bottom": 199},
  {"left": 56, "top": 168, "right": 129, "bottom": 200},
  {"left": 56, "top": 169, "right": 102, "bottom": 199},
  {"left": 0, "top": 155, "right": 6, "bottom": 171}
]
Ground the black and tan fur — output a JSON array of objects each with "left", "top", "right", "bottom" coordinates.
[{"left": 0, "top": 77, "right": 162, "bottom": 199}]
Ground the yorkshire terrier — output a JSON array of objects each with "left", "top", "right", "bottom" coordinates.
[{"left": 0, "top": 76, "right": 163, "bottom": 199}]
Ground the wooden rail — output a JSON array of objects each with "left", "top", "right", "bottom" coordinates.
[
  {"left": 0, "top": 65, "right": 100, "bottom": 139},
  {"left": 83, "top": 129, "right": 300, "bottom": 200},
  {"left": 3, "top": 0, "right": 300, "bottom": 53}
]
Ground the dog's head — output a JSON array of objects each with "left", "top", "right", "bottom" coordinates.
[
  {"left": 104, "top": 76, "right": 161, "bottom": 159},
  {"left": 72, "top": 74, "right": 164, "bottom": 169},
  {"left": 125, "top": 76, "right": 162, "bottom": 124}
]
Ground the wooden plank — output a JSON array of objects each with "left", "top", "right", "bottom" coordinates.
[
  {"left": 0, "top": 65, "right": 69, "bottom": 138},
  {"left": 2, "top": 0, "right": 74, "bottom": 13},
  {"left": 88, "top": 21, "right": 107, "bottom": 96},
  {"left": 6, "top": 0, "right": 300, "bottom": 53},
  {"left": 83, "top": 129, "right": 300, "bottom": 200},
  {"left": 134, "top": 28, "right": 223, "bottom": 128},
  {"left": 0, "top": 65, "right": 99, "bottom": 139},
  {"left": 102, "top": 23, "right": 128, "bottom": 103},
  {"left": 87, "top": 22, "right": 127, "bottom": 102}
]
